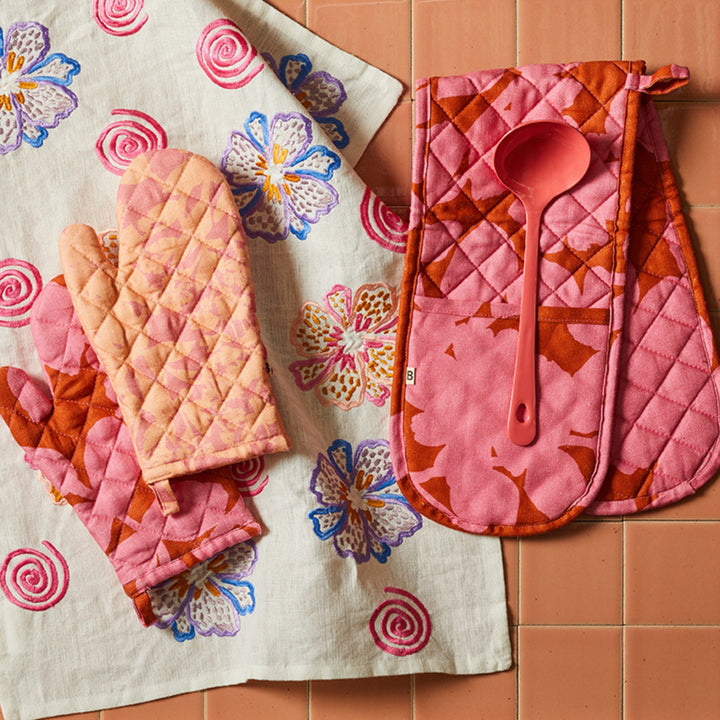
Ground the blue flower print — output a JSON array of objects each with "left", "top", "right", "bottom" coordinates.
[
  {"left": 309, "top": 439, "right": 422, "bottom": 564},
  {"left": 148, "top": 542, "right": 257, "bottom": 642},
  {"left": 221, "top": 111, "right": 341, "bottom": 243},
  {"left": 0, "top": 22, "right": 80, "bottom": 154},
  {"left": 263, "top": 52, "right": 349, "bottom": 150}
]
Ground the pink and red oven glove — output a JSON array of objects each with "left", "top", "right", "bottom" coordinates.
[
  {"left": 390, "top": 61, "right": 720, "bottom": 535},
  {"left": 0, "top": 148, "right": 289, "bottom": 624}
]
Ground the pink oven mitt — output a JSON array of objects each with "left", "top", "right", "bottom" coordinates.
[
  {"left": 390, "top": 61, "right": 720, "bottom": 536},
  {"left": 59, "top": 149, "right": 290, "bottom": 515},
  {"left": 0, "top": 276, "right": 262, "bottom": 625}
]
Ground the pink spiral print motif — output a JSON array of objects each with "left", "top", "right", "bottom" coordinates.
[
  {"left": 360, "top": 188, "right": 408, "bottom": 253},
  {"left": 230, "top": 457, "right": 269, "bottom": 497},
  {"left": 96, "top": 109, "right": 167, "bottom": 175},
  {"left": 0, "top": 258, "right": 42, "bottom": 328},
  {"left": 0, "top": 542, "right": 69, "bottom": 611},
  {"left": 93, "top": 0, "right": 148, "bottom": 36},
  {"left": 196, "top": 18, "right": 263, "bottom": 89},
  {"left": 369, "top": 587, "right": 431, "bottom": 656}
]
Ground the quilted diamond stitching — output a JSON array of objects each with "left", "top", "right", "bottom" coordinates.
[
  {"left": 417, "top": 66, "right": 627, "bottom": 308},
  {"left": 64, "top": 151, "right": 287, "bottom": 479},
  {"left": 595, "top": 91, "right": 720, "bottom": 506},
  {"left": 0, "top": 366, "right": 211, "bottom": 574},
  {"left": 73, "top": 256, "right": 273, "bottom": 462}
]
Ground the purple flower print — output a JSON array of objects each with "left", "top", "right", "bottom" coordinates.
[
  {"left": 221, "top": 111, "right": 341, "bottom": 243},
  {"left": 309, "top": 439, "right": 422, "bottom": 564},
  {"left": 262, "top": 52, "right": 349, "bottom": 150},
  {"left": 149, "top": 542, "right": 257, "bottom": 642},
  {"left": 0, "top": 22, "right": 80, "bottom": 154}
]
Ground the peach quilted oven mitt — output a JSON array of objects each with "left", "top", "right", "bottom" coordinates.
[
  {"left": 390, "top": 61, "right": 720, "bottom": 536},
  {"left": 0, "top": 276, "right": 262, "bottom": 626},
  {"left": 59, "top": 148, "right": 290, "bottom": 515}
]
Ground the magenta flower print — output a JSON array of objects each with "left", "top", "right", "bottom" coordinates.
[
  {"left": 289, "top": 283, "right": 398, "bottom": 410},
  {"left": 0, "top": 22, "right": 80, "bottom": 154},
  {"left": 309, "top": 439, "right": 422, "bottom": 564},
  {"left": 262, "top": 52, "right": 349, "bottom": 150},
  {"left": 148, "top": 542, "right": 257, "bottom": 642},
  {"left": 221, "top": 111, "right": 340, "bottom": 243}
]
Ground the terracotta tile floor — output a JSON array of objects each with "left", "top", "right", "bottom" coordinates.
[{"left": 6, "top": 1, "right": 718, "bottom": 719}]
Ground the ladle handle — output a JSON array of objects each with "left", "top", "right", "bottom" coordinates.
[{"left": 507, "top": 204, "right": 540, "bottom": 446}]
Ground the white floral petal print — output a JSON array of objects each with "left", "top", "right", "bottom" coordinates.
[
  {"left": 333, "top": 516, "right": 370, "bottom": 560},
  {"left": 310, "top": 507, "right": 345, "bottom": 537},
  {"left": 367, "top": 499, "right": 425, "bottom": 544},
  {"left": 288, "top": 174, "right": 338, "bottom": 223},
  {"left": 172, "top": 609, "right": 193, "bottom": 637},
  {"left": 292, "top": 357, "right": 332, "bottom": 389},
  {"left": 245, "top": 113, "right": 267, "bottom": 148},
  {"left": 223, "top": 579, "right": 255, "bottom": 612},
  {"left": 27, "top": 54, "right": 77, "bottom": 82},
  {"left": 5, "top": 23, "right": 48, "bottom": 68},
  {"left": 269, "top": 113, "right": 312, "bottom": 160},
  {"left": 0, "top": 106, "right": 21, "bottom": 150},
  {"left": 187, "top": 582, "right": 243, "bottom": 636},
  {"left": 323, "top": 285, "right": 353, "bottom": 327},
  {"left": 279, "top": 55, "right": 306, "bottom": 87},
  {"left": 223, "top": 132, "right": 264, "bottom": 185},
  {"left": 318, "top": 363, "right": 366, "bottom": 409},
  {"left": 364, "top": 375, "right": 391, "bottom": 405},
  {"left": 354, "top": 438, "right": 393, "bottom": 477},
  {"left": 288, "top": 214, "right": 308, "bottom": 237},
  {"left": 223, "top": 540, "right": 257, "bottom": 571},
  {"left": 291, "top": 149, "right": 341, "bottom": 178},
  {"left": 366, "top": 338, "right": 397, "bottom": 379},
  {"left": 19, "top": 82, "right": 76, "bottom": 127},
  {"left": 244, "top": 194, "right": 290, "bottom": 238},
  {"left": 292, "top": 302, "right": 337, "bottom": 358},
  {"left": 310, "top": 452, "right": 349, "bottom": 506},
  {"left": 148, "top": 580, "right": 185, "bottom": 627},
  {"left": 352, "top": 284, "right": 398, "bottom": 332},
  {"left": 301, "top": 73, "right": 346, "bottom": 116},
  {"left": 328, "top": 438, "right": 352, "bottom": 474}
]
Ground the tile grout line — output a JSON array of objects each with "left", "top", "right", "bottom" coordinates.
[
  {"left": 621, "top": 516, "right": 626, "bottom": 720},
  {"left": 410, "top": 674, "right": 416, "bottom": 720},
  {"left": 517, "top": 622, "right": 720, "bottom": 628},
  {"left": 410, "top": 0, "right": 414, "bottom": 96},
  {"left": 516, "top": 537, "right": 522, "bottom": 720},
  {"left": 514, "top": 0, "right": 519, "bottom": 67}
]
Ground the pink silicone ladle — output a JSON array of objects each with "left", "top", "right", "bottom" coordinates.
[{"left": 493, "top": 121, "right": 591, "bottom": 446}]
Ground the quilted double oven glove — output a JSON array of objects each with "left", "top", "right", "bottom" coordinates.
[
  {"left": 59, "top": 148, "right": 290, "bottom": 515},
  {"left": 0, "top": 277, "right": 262, "bottom": 625},
  {"left": 391, "top": 61, "right": 720, "bottom": 535}
]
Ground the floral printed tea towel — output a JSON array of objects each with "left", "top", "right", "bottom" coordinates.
[{"left": 0, "top": 2, "right": 511, "bottom": 719}]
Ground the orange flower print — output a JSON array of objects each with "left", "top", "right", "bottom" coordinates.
[{"left": 289, "top": 283, "right": 398, "bottom": 410}]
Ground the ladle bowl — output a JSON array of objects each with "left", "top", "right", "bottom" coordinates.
[{"left": 493, "top": 120, "right": 591, "bottom": 446}]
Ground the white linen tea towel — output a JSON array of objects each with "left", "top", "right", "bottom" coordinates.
[{"left": 0, "top": 2, "right": 512, "bottom": 718}]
